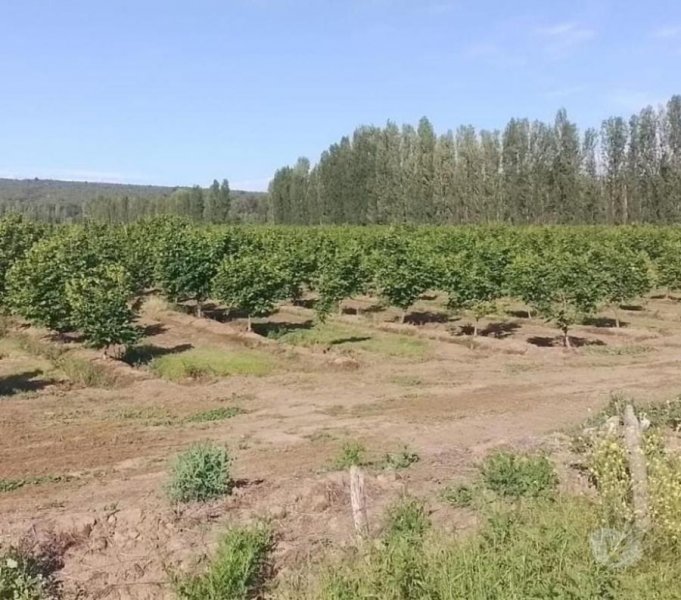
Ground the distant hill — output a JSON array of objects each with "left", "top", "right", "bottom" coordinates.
[{"left": 0, "top": 178, "right": 269, "bottom": 223}]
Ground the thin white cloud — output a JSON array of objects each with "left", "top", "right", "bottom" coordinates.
[
  {"left": 653, "top": 25, "right": 681, "bottom": 39},
  {"left": 461, "top": 42, "right": 527, "bottom": 68},
  {"left": 535, "top": 22, "right": 596, "bottom": 59}
]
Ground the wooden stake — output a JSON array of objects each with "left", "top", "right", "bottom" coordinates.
[
  {"left": 623, "top": 404, "right": 651, "bottom": 534},
  {"left": 350, "top": 465, "right": 369, "bottom": 538}
]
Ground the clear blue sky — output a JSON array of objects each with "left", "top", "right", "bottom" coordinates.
[{"left": 2, "top": 0, "right": 680, "bottom": 191}]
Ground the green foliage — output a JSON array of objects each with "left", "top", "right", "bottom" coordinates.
[
  {"left": 655, "top": 241, "right": 681, "bottom": 293},
  {"left": 212, "top": 254, "right": 289, "bottom": 328},
  {"left": 65, "top": 264, "right": 140, "bottom": 349},
  {"left": 383, "top": 496, "right": 430, "bottom": 540},
  {"left": 0, "top": 215, "right": 45, "bottom": 308},
  {"left": 332, "top": 441, "right": 367, "bottom": 469},
  {"left": 174, "top": 524, "right": 272, "bottom": 600},
  {"left": 0, "top": 550, "right": 56, "bottom": 600},
  {"left": 154, "top": 224, "right": 220, "bottom": 312},
  {"left": 441, "top": 483, "right": 475, "bottom": 508},
  {"left": 482, "top": 452, "right": 558, "bottom": 497},
  {"left": 314, "top": 243, "right": 368, "bottom": 319},
  {"left": 382, "top": 447, "right": 420, "bottom": 470},
  {"left": 5, "top": 226, "right": 114, "bottom": 331},
  {"left": 167, "top": 442, "right": 233, "bottom": 503}
]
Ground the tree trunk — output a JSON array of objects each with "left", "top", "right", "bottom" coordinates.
[
  {"left": 563, "top": 327, "right": 571, "bottom": 348},
  {"left": 400, "top": 310, "right": 406, "bottom": 324},
  {"left": 349, "top": 466, "right": 369, "bottom": 538},
  {"left": 472, "top": 321, "right": 478, "bottom": 337},
  {"left": 196, "top": 301, "right": 203, "bottom": 319},
  {"left": 247, "top": 315, "right": 252, "bottom": 332},
  {"left": 527, "top": 307, "right": 532, "bottom": 319},
  {"left": 614, "top": 306, "right": 620, "bottom": 328},
  {"left": 623, "top": 404, "right": 651, "bottom": 534}
]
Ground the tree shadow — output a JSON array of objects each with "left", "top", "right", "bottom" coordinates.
[
  {"left": 527, "top": 336, "right": 606, "bottom": 348},
  {"left": 292, "top": 298, "right": 317, "bottom": 309},
  {"left": 252, "top": 320, "right": 314, "bottom": 338},
  {"left": 360, "top": 303, "right": 387, "bottom": 314},
  {"left": 330, "top": 336, "right": 372, "bottom": 345},
  {"left": 404, "top": 311, "right": 450, "bottom": 325},
  {"left": 420, "top": 293, "right": 438, "bottom": 301},
  {"left": 582, "top": 316, "right": 628, "bottom": 328},
  {"left": 620, "top": 304, "right": 644, "bottom": 312},
  {"left": 480, "top": 321, "right": 522, "bottom": 339},
  {"left": 506, "top": 309, "right": 533, "bottom": 319},
  {"left": 141, "top": 323, "right": 167, "bottom": 337},
  {"left": 0, "top": 369, "right": 58, "bottom": 396},
  {"left": 123, "top": 343, "right": 193, "bottom": 366}
]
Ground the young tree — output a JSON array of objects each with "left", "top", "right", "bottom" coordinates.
[
  {"left": 0, "top": 214, "right": 45, "bottom": 309},
  {"left": 212, "top": 254, "right": 289, "bottom": 331},
  {"left": 442, "top": 251, "right": 503, "bottom": 336},
  {"left": 65, "top": 264, "right": 140, "bottom": 352},
  {"left": 314, "top": 243, "right": 368, "bottom": 320},
  {"left": 154, "top": 225, "right": 220, "bottom": 317},
  {"left": 593, "top": 245, "right": 653, "bottom": 326}
]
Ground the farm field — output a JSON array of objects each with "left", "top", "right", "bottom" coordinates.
[
  {"left": 4, "top": 220, "right": 681, "bottom": 597},
  {"left": 2, "top": 287, "right": 681, "bottom": 598}
]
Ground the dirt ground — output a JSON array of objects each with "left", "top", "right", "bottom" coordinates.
[{"left": 1, "top": 295, "right": 680, "bottom": 599}]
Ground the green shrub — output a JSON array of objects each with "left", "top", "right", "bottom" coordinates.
[
  {"left": 331, "top": 441, "right": 367, "bottom": 470},
  {"left": 481, "top": 451, "right": 557, "bottom": 497},
  {"left": 441, "top": 484, "right": 475, "bottom": 508},
  {"left": 0, "top": 547, "right": 58, "bottom": 600},
  {"left": 382, "top": 447, "right": 420, "bottom": 470},
  {"left": 167, "top": 442, "right": 233, "bottom": 503},
  {"left": 383, "top": 496, "right": 430, "bottom": 540},
  {"left": 174, "top": 524, "right": 272, "bottom": 600}
]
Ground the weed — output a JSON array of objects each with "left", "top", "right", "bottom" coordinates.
[
  {"left": 186, "top": 407, "right": 245, "bottom": 423},
  {"left": 0, "top": 475, "right": 73, "bottom": 494},
  {"left": 174, "top": 524, "right": 272, "bottom": 600},
  {"left": 12, "top": 333, "right": 65, "bottom": 362},
  {"left": 56, "top": 355, "right": 117, "bottom": 388},
  {"left": 441, "top": 484, "right": 475, "bottom": 508},
  {"left": 331, "top": 441, "right": 367, "bottom": 470},
  {"left": 167, "top": 442, "right": 233, "bottom": 503},
  {"left": 481, "top": 452, "right": 557, "bottom": 498},
  {"left": 382, "top": 447, "right": 420, "bottom": 470},
  {"left": 151, "top": 348, "right": 274, "bottom": 382},
  {"left": 383, "top": 496, "right": 430, "bottom": 540},
  {"left": 583, "top": 345, "right": 653, "bottom": 356}
]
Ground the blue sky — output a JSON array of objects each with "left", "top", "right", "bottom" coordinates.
[{"left": 1, "top": 0, "right": 680, "bottom": 191}]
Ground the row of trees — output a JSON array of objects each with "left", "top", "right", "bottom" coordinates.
[
  {"left": 1, "top": 217, "right": 680, "bottom": 352},
  {"left": 269, "top": 95, "right": 681, "bottom": 226}
]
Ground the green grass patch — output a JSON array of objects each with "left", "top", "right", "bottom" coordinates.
[
  {"left": 331, "top": 441, "right": 368, "bottom": 470},
  {"left": 482, "top": 452, "right": 557, "bottom": 498},
  {"left": 167, "top": 442, "right": 233, "bottom": 503},
  {"left": 150, "top": 348, "right": 275, "bottom": 382},
  {"left": 174, "top": 524, "right": 273, "bottom": 600},
  {"left": 441, "top": 483, "right": 475, "bottom": 508},
  {"left": 272, "top": 323, "right": 429, "bottom": 358},
  {"left": 389, "top": 374, "right": 424, "bottom": 386},
  {"left": 186, "top": 406, "right": 245, "bottom": 423}
]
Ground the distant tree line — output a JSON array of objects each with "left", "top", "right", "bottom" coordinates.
[
  {"left": 268, "top": 95, "right": 681, "bottom": 225},
  {"left": 0, "top": 178, "right": 269, "bottom": 224}
]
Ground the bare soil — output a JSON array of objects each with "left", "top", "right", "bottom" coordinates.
[{"left": 1, "top": 296, "right": 680, "bottom": 598}]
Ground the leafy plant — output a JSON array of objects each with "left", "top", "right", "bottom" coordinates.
[
  {"left": 441, "top": 483, "right": 475, "bottom": 508},
  {"left": 65, "top": 264, "right": 140, "bottom": 350},
  {"left": 332, "top": 441, "right": 367, "bottom": 469},
  {"left": 212, "top": 254, "right": 289, "bottom": 331},
  {"left": 186, "top": 407, "right": 245, "bottom": 423},
  {"left": 382, "top": 447, "right": 420, "bottom": 470},
  {"left": 481, "top": 452, "right": 557, "bottom": 497},
  {"left": 174, "top": 524, "right": 272, "bottom": 600},
  {"left": 167, "top": 442, "right": 233, "bottom": 503}
]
